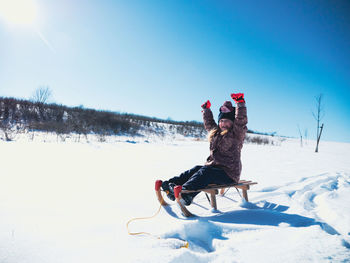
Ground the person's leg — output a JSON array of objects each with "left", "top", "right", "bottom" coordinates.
[
  {"left": 183, "top": 166, "right": 233, "bottom": 189},
  {"left": 181, "top": 166, "right": 234, "bottom": 204},
  {"left": 161, "top": 165, "right": 203, "bottom": 200},
  {"left": 167, "top": 165, "right": 203, "bottom": 185}
]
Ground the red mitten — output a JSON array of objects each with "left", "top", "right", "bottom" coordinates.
[
  {"left": 231, "top": 93, "right": 245, "bottom": 103},
  {"left": 201, "top": 100, "right": 211, "bottom": 109}
]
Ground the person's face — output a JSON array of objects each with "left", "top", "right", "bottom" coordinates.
[{"left": 219, "top": 119, "right": 233, "bottom": 131}]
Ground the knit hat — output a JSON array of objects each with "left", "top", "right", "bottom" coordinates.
[{"left": 218, "top": 101, "right": 235, "bottom": 122}]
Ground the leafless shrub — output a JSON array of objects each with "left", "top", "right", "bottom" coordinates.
[
  {"left": 97, "top": 133, "right": 106, "bottom": 142},
  {"left": 31, "top": 86, "right": 52, "bottom": 104},
  {"left": 0, "top": 121, "right": 14, "bottom": 141},
  {"left": 245, "top": 135, "right": 274, "bottom": 145}
]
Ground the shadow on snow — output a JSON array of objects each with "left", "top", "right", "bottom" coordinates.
[{"left": 163, "top": 201, "right": 350, "bottom": 253}]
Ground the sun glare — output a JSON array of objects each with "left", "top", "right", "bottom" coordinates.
[{"left": 0, "top": 0, "right": 38, "bottom": 26}]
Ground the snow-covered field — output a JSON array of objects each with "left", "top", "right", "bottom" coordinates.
[{"left": 0, "top": 135, "right": 349, "bottom": 262}]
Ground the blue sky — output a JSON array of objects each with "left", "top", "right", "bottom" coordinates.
[{"left": 0, "top": 0, "right": 349, "bottom": 142}]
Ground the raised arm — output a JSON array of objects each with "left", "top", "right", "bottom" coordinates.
[
  {"left": 201, "top": 100, "right": 217, "bottom": 131},
  {"left": 231, "top": 93, "right": 248, "bottom": 141}
]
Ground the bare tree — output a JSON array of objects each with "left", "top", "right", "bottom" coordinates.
[
  {"left": 31, "top": 86, "right": 52, "bottom": 104},
  {"left": 31, "top": 86, "right": 52, "bottom": 121},
  {"left": 312, "top": 94, "right": 325, "bottom": 152}
]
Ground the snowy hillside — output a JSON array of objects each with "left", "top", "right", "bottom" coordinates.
[
  {"left": 0, "top": 97, "right": 207, "bottom": 142},
  {"left": 0, "top": 135, "right": 349, "bottom": 262}
]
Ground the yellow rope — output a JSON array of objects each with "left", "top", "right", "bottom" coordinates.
[
  {"left": 126, "top": 202, "right": 162, "bottom": 236},
  {"left": 126, "top": 193, "right": 189, "bottom": 249}
]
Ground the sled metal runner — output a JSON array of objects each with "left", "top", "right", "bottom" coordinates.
[{"left": 155, "top": 180, "right": 258, "bottom": 217}]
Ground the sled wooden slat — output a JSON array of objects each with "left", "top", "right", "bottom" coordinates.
[
  {"left": 180, "top": 180, "right": 257, "bottom": 211},
  {"left": 156, "top": 187, "right": 168, "bottom": 206},
  {"left": 181, "top": 181, "right": 257, "bottom": 194},
  {"left": 209, "top": 190, "right": 217, "bottom": 209},
  {"left": 175, "top": 192, "right": 193, "bottom": 217}
]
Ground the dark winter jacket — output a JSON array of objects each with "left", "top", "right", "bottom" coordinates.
[{"left": 202, "top": 103, "right": 248, "bottom": 183}]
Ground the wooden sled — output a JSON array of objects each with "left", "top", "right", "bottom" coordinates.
[{"left": 155, "top": 179, "right": 258, "bottom": 217}]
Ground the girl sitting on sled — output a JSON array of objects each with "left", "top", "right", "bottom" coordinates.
[{"left": 161, "top": 93, "right": 248, "bottom": 206}]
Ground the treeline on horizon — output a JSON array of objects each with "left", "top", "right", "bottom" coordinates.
[
  {"left": 0, "top": 96, "right": 275, "bottom": 143},
  {"left": 0, "top": 96, "right": 208, "bottom": 140}
]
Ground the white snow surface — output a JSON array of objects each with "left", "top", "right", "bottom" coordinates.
[{"left": 0, "top": 135, "right": 350, "bottom": 262}]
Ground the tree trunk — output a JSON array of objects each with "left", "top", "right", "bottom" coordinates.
[{"left": 315, "top": 123, "right": 324, "bottom": 153}]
